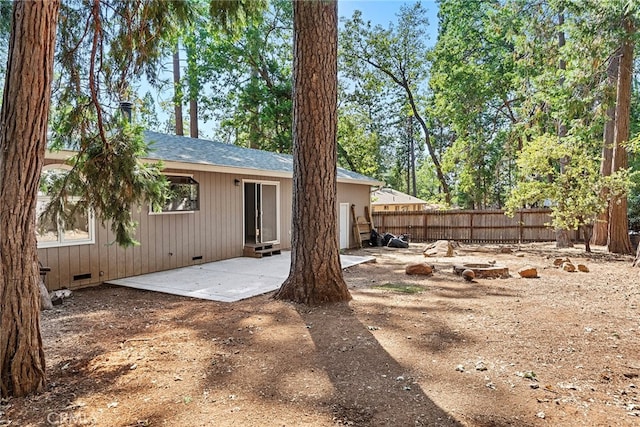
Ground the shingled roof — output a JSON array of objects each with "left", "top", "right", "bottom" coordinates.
[
  {"left": 371, "top": 188, "right": 428, "bottom": 206},
  {"left": 144, "top": 131, "right": 380, "bottom": 186}
]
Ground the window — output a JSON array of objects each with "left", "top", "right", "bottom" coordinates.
[
  {"left": 36, "top": 166, "right": 95, "bottom": 248},
  {"left": 36, "top": 197, "right": 95, "bottom": 248},
  {"left": 151, "top": 175, "right": 200, "bottom": 213}
]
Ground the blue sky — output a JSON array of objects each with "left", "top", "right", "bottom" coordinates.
[{"left": 338, "top": 0, "right": 439, "bottom": 43}]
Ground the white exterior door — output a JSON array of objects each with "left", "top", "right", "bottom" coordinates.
[{"left": 339, "top": 203, "right": 350, "bottom": 249}]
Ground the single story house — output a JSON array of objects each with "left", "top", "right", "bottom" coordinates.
[
  {"left": 38, "top": 131, "right": 382, "bottom": 291},
  {"left": 371, "top": 188, "right": 429, "bottom": 212}
]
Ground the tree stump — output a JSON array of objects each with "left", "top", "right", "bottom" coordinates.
[{"left": 453, "top": 263, "right": 510, "bottom": 279}]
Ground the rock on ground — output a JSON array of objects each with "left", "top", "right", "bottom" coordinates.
[
  {"left": 405, "top": 263, "right": 434, "bottom": 276},
  {"left": 577, "top": 264, "right": 589, "bottom": 272},
  {"left": 462, "top": 269, "right": 475, "bottom": 281},
  {"left": 518, "top": 266, "right": 538, "bottom": 278},
  {"left": 423, "top": 240, "right": 457, "bottom": 257}
]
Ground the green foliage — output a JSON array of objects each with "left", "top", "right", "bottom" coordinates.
[
  {"left": 337, "top": 68, "right": 408, "bottom": 182},
  {"left": 627, "top": 102, "right": 640, "bottom": 229},
  {"left": 169, "top": 0, "right": 292, "bottom": 151},
  {"left": 337, "top": 107, "right": 382, "bottom": 178},
  {"left": 503, "top": 0, "right": 626, "bottom": 145},
  {"left": 44, "top": 0, "right": 196, "bottom": 246},
  {"left": 0, "top": 1, "right": 10, "bottom": 32},
  {"left": 38, "top": 0, "right": 275, "bottom": 246},
  {"left": 340, "top": 3, "right": 448, "bottom": 199},
  {"left": 499, "top": 0, "right": 640, "bottom": 239},
  {"left": 441, "top": 132, "right": 510, "bottom": 209},
  {"left": 429, "top": 0, "right": 518, "bottom": 208},
  {"left": 0, "top": 0, "right": 10, "bottom": 97},
  {"left": 209, "top": 0, "right": 267, "bottom": 32},
  {"left": 427, "top": 0, "right": 640, "bottom": 227},
  {"left": 505, "top": 133, "right": 632, "bottom": 231},
  {"left": 43, "top": 124, "right": 169, "bottom": 247},
  {"left": 137, "top": 92, "right": 161, "bottom": 131},
  {"left": 627, "top": 183, "right": 640, "bottom": 230},
  {"left": 415, "top": 160, "right": 443, "bottom": 203}
]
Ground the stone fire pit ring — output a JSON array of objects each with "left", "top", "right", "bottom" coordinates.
[{"left": 453, "top": 263, "right": 510, "bottom": 279}]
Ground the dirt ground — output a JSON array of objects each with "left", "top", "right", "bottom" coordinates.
[{"left": 2, "top": 242, "right": 639, "bottom": 426}]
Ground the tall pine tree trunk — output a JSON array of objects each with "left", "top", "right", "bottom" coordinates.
[
  {"left": 408, "top": 116, "right": 417, "bottom": 197},
  {"left": 189, "top": 98, "right": 198, "bottom": 138},
  {"left": 274, "top": 0, "right": 350, "bottom": 305},
  {"left": 0, "top": 0, "right": 59, "bottom": 397},
  {"left": 592, "top": 52, "right": 619, "bottom": 246},
  {"left": 173, "top": 49, "right": 184, "bottom": 136},
  {"left": 408, "top": 95, "right": 451, "bottom": 204},
  {"left": 555, "top": 12, "right": 573, "bottom": 249},
  {"left": 185, "top": 41, "right": 199, "bottom": 139},
  {"left": 609, "top": 16, "right": 634, "bottom": 255}
]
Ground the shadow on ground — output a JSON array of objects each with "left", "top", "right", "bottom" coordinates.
[{"left": 299, "top": 302, "right": 462, "bottom": 426}]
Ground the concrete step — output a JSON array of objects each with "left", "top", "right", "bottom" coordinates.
[{"left": 243, "top": 244, "right": 281, "bottom": 258}]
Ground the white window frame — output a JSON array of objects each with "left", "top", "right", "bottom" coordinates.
[
  {"left": 149, "top": 173, "right": 200, "bottom": 215},
  {"left": 36, "top": 196, "right": 96, "bottom": 248}
]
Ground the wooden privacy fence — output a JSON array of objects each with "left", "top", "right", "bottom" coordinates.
[{"left": 371, "top": 208, "right": 580, "bottom": 244}]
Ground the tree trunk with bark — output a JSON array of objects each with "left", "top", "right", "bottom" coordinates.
[
  {"left": 274, "top": 0, "right": 350, "bottom": 305},
  {"left": 172, "top": 49, "right": 184, "bottom": 136},
  {"left": 555, "top": 229, "right": 573, "bottom": 249},
  {"left": 582, "top": 224, "right": 593, "bottom": 253},
  {"left": 407, "top": 91, "right": 451, "bottom": 204},
  {"left": 555, "top": 13, "right": 573, "bottom": 249},
  {"left": 0, "top": 0, "right": 60, "bottom": 397},
  {"left": 408, "top": 116, "right": 417, "bottom": 197},
  {"left": 189, "top": 98, "right": 198, "bottom": 138},
  {"left": 608, "top": 17, "right": 634, "bottom": 256},
  {"left": 592, "top": 51, "right": 619, "bottom": 246}
]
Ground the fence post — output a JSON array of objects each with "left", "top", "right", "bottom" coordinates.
[
  {"left": 423, "top": 212, "right": 427, "bottom": 242},
  {"left": 469, "top": 211, "right": 474, "bottom": 243},
  {"left": 519, "top": 210, "right": 524, "bottom": 244}
]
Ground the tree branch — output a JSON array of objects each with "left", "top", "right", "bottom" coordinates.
[{"left": 90, "top": 0, "right": 108, "bottom": 148}]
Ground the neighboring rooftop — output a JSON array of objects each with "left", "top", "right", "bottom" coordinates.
[{"left": 371, "top": 188, "right": 428, "bottom": 206}]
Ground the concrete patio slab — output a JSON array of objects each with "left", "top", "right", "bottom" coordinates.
[{"left": 106, "top": 251, "right": 375, "bottom": 302}]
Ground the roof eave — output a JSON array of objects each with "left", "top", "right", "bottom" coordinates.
[
  {"left": 45, "top": 150, "right": 382, "bottom": 186},
  {"left": 371, "top": 202, "right": 427, "bottom": 206}
]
